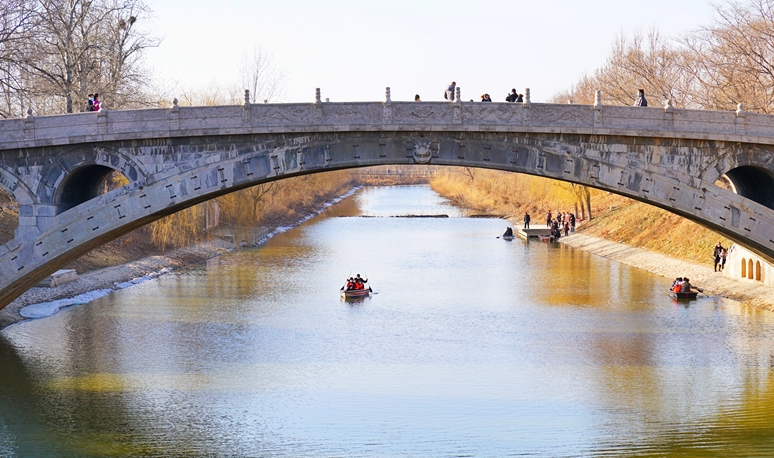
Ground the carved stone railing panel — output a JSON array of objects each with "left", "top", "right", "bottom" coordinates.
[
  {"left": 743, "top": 112, "right": 774, "bottom": 138},
  {"left": 530, "top": 104, "right": 593, "bottom": 127},
  {"left": 391, "top": 102, "right": 453, "bottom": 124},
  {"left": 249, "top": 103, "right": 313, "bottom": 126},
  {"left": 462, "top": 102, "right": 522, "bottom": 124},
  {"left": 603, "top": 106, "right": 664, "bottom": 130},
  {"left": 322, "top": 102, "right": 381, "bottom": 125},
  {"left": 673, "top": 109, "right": 736, "bottom": 135}
]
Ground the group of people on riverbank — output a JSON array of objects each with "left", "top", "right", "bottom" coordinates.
[
  {"left": 342, "top": 274, "right": 369, "bottom": 291},
  {"left": 545, "top": 211, "right": 576, "bottom": 241}
]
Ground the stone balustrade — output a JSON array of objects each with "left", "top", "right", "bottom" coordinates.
[{"left": 0, "top": 94, "right": 769, "bottom": 152}]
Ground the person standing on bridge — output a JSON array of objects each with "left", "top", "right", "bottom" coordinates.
[
  {"left": 415, "top": 94, "right": 421, "bottom": 101},
  {"left": 633, "top": 89, "right": 647, "bottom": 107},
  {"left": 506, "top": 89, "right": 518, "bottom": 102},
  {"left": 524, "top": 212, "right": 530, "bottom": 229},
  {"left": 445, "top": 82, "right": 456, "bottom": 101}
]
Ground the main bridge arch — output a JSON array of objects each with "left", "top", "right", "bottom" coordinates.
[{"left": 3, "top": 100, "right": 774, "bottom": 309}]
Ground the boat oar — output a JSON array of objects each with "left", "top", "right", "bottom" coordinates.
[
  {"left": 364, "top": 271, "right": 375, "bottom": 293},
  {"left": 696, "top": 287, "right": 711, "bottom": 297}
]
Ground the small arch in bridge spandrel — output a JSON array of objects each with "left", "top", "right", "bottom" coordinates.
[
  {"left": 35, "top": 148, "right": 147, "bottom": 207},
  {"left": 720, "top": 165, "right": 774, "bottom": 210},
  {"left": 54, "top": 166, "right": 131, "bottom": 213},
  {"left": 0, "top": 187, "right": 19, "bottom": 246}
]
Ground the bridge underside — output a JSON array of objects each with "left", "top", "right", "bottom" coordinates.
[{"left": 1, "top": 130, "right": 774, "bottom": 309}]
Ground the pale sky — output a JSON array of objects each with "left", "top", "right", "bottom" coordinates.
[{"left": 143, "top": 0, "right": 719, "bottom": 103}]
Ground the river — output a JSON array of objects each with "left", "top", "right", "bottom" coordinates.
[{"left": 2, "top": 185, "right": 774, "bottom": 457}]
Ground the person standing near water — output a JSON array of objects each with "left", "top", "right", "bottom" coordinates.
[{"left": 524, "top": 212, "right": 530, "bottom": 229}]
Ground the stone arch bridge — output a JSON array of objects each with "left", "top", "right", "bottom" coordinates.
[{"left": 2, "top": 89, "right": 774, "bottom": 309}]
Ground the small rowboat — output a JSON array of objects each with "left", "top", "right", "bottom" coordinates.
[
  {"left": 341, "top": 288, "right": 371, "bottom": 299},
  {"left": 670, "top": 291, "right": 698, "bottom": 299},
  {"left": 502, "top": 235, "right": 515, "bottom": 241}
]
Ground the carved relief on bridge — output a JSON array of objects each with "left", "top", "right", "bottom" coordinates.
[
  {"left": 530, "top": 105, "right": 593, "bottom": 127},
  {"left": 410, "top": 141, "right": 438, "bottom": 164},
  {"left": 322, "top": 104, "right": 381, "bottom": 124},
  {"left": 391, "top": 102, "right": 453, "bottom": 124},
  {"left": 251, "top": 104, "right": 312, "bottom": 125},
  {"left": 461, "top": 103, "right": 520, "bottom": 124}
]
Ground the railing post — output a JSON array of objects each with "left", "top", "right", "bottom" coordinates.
[
  {"left": 242, "top": 90, "right": 251, "bottom": 124},
  {"left": 97, "top": 103, "right": 108, "bottom": 134},
  {"left": 313, "top": 88, "right": 323, "bottom": 122},
  {"left": 663, "top": 98, "right": 675, "bottom": 130},
  {"left": 736, "top": 103, "right": 746, "bottom": 136},
  {"left": 170, "top": 98, "right": 180, "bottom": 131},
  {"left": 453, "top": 87, "right": 462, "bottom": 123},
  {"left": 23, "top": 108, "right": 34, "bottom": 141},
  {"left": 593, "top": 90, "right": 603, "bottom": 128},
  {"left": 522, "top": 88, "right": 531, "bottom": 125},
  {"left": 383, "top": 87, "right": 392, "bottom": 123}
]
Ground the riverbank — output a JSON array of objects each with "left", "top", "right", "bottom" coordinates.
[
  {"left": 0, "top": 240, "right": 235, "bottom": 329},
  {"left": 0, "top": 186, "right": 362, "bottom": 331},
  {"left": 559, "top": 233, "right": 774, "bottom": 311}
]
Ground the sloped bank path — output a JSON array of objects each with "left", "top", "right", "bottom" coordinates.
[
  {"left": 0, "top": 188, "right": 361, "bottom": 330},
  {"left": 560, "top": 233, "right": 774, "bottom": 312}
]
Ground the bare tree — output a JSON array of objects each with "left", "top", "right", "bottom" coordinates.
[
  {"left": 682, "top": 0, "right": 774, "bottom": 112},
  {"left": 0, "top": 0, "right": 36, "bottom": 118},
  {"left": 5, "top": 0, "right": 159, "bottom": 115},
  {"left": 238, "top": 46, "right": 287, "bottom": 103}
]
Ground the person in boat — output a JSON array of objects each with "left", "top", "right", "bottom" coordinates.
[
  {"left": 680, "top": 277, "right": 694, "bottom": 293},
  {"left": 354, "top": 274, "right": 368, "bottom": 290},
  {"left": 503, "top": 227, "right": 514, "bottom": 237},
  {"left": 342, "top": 277, "right": 355, "bottom": 291},
  {"left": 671, "top": 277, "right": 683, "bottom": 292}
]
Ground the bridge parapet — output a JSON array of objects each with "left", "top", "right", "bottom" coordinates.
[{"left": 1, "top": 100, "right": 770, "bottom": 151}]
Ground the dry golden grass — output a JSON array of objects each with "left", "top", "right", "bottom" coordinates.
[
  {"left": 430, "top": 167, "right": 730, "bottom": 266},
  {"left": 149, "top": 170, "right": 355, "bottom": 249}
]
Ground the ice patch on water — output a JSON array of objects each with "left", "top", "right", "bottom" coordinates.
[
  {"left": 114, "top": 267, "right": 171, "bottom": 289},
  {"left": 19, "top": 288, "right": 114, "bottom": 319},
  {"left": 19, "top": 267, "right": 174, "bottom": 320}
]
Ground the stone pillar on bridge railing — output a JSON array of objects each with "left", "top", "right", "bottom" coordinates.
[
  {"left": 97, "top": 103, "right": 108, "bottom": 134},
  {"left": 593, "top": 90, "right": 603, "bottom": 128},
  {"left": 383, "top": 87, "right": 392, "bottom": 123},
  {"left": 170, "top": 98, "right": 180, "bottom": 130},
  {"left": 242, "top": 90, "right": 251, "bottom": 124},
  {"left": 522, "top": 88, "right": 531, "bottom": 125},
  {"left": 736, "top": 103, "right": 746, "bottom": 135},
  {"left": 23, "top": 108, "right": 34, "bottom": 141},
  {"left": 453, "top": 86, "right": 462, "bottom": 123},
  {"left": 663, "top": 98, "right": 675, "bottom": 130},
  {"left": 313, "top": 88, "right": 323, "bottom": 122}
]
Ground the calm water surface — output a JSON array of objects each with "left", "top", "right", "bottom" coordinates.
[{"left": 2, "top": 185, "right": 774, "bottom": 457}]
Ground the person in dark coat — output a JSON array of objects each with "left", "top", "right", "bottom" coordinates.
[
  {"left": 633, "top": 89, "right": 647, "bottom": 107},
  {"left": 523, "top": 212, "right": 531, "bottom": 229},
  {"left": 506, "top": 89, "right": 517, "bottom": 102},
  {"left": 713, "top": 242, "right": 724, "bottom": 272}
]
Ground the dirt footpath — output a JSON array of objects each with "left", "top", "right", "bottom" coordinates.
[{"left": 560, "top": 233, "right": 774, "bottom": 312}]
